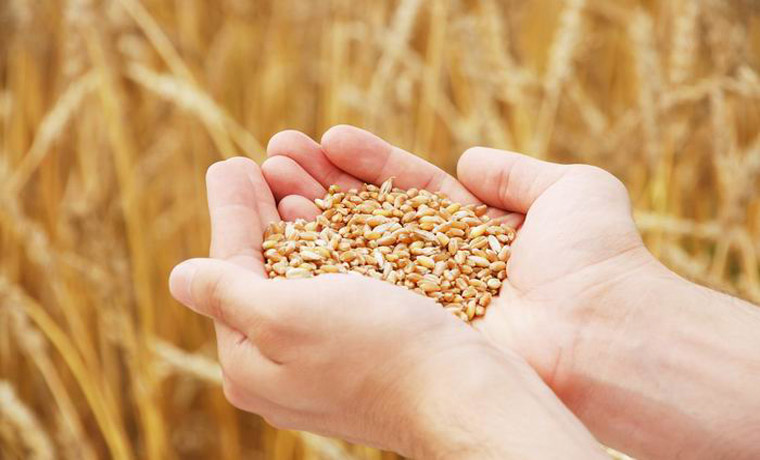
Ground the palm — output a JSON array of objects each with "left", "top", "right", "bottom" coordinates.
[
  {"left": 261, "top": 125, "right": 648, "bottom": 386},
  {"left": 474, "top": 168, "right": 646, "bottom": 382}
]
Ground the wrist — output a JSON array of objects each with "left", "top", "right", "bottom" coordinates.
[
  {"left": 406, "top": 341, "right": 605, "bottom": 459},
  {"left": 563, "top": 259, "right": 760, "bottom": 458}
]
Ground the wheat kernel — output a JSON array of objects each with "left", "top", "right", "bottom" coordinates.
[{"left": 262, "top": 178, "right": 515, "bottom": 323}]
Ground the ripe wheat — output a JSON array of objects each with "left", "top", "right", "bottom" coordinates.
[{"left": 263, "top": 178, "right": 514, "bottom": 322}]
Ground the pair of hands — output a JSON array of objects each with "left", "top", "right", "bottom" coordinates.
[{"left": 169, "top": 125, "right": 758, "bottom": 458}]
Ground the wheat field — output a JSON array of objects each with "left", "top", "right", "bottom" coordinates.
[{"left": 0, "top": 0, "right": 758, "bottom": 458}]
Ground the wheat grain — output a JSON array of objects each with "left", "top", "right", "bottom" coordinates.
[{"left": 263, "top": 178, "right": 513, "bottom": 322}]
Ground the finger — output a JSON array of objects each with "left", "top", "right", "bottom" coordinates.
[
  {"left": 261, "top": 156, "right": 326, "bottom": 201},
  {"left": 320, "top": 124, "right": 479, "bottom": 204},
  {"left": 171, "top": 257, "right": 336, "bottom": 363},
  {"left": 277, "top": 195, "right": 321, "bottom": 221},
  {"left": 457, "top": 147, "right": 568, "bottom": 214},
  {"left": 170, "top": 259, "right": 380, "bottom": 329},
  {"left": 266, "top": 130, "right": 363, "bottom": 190},
  {"left": 206, "top": 157, "right": 279, "bottom": 272},
  {"left": 170, "top": 257, "right": 324, "bottom": 331},
  {"left": 205, "top": 158, "right": 280, "bottom": 358},
  {"left": 170, "top": 258, "right": 271, "bottom": 328}
]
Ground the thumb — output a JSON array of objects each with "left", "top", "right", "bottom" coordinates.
[
  {"left": 456, "top": 147, "right": 568, "bottom": 213},
  {"left": 169, "top": 258, "right": 265, "bottom": 327}
]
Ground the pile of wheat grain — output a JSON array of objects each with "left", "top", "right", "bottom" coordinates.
[{"left": 262, "top": 179, "right": 514, "bottom": 321}]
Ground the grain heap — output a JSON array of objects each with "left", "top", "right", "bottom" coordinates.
[{"left": 262, "top": 178, "right": 514, "bottom": 322}]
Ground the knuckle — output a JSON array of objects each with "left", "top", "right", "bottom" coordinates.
[
  {"left": 496, "top": 166, "right": 512, "bottom": 206},
  {"left": 205, "top": 274, "right": 231, "bottom": 323},
  {"left": 572, "top": 165, "right": 628, "bottom": 196}
]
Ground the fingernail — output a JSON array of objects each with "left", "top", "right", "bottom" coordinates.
[{"left": 169, "top": 261, "right": 198, "bottom": 308}]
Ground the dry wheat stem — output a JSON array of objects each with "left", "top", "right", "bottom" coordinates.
[
  {"left": 0, "top": 381, "right": 55, "bottom": 460},
  {"left": 7, "top": 72, "right": 98, "bottom": 195},
  {"left": 125, "top": 63, "right": 264, "bottom": 158},
  {"left": 7, "top": 304, "right": 97, "bottom": 460},
  {"left": 1, "top": 277, "right": 134, "bottom": 459},
  {"left": 669, "top": 0, "right": 700, "bottom": 84},
  {"left": 630, "top": 9, "right": 663, "bottom": 164},
  {"left": 532, "top": 0, "right": 586, "bottom": 157},
  {"left": 115, "top": 0, "right": 195, "bottom": 83},
  {"left": 150, "top": 339, "right": 222, "bottom": 385},
  {"left": 367, "top": 0, "right": 423, "bottom": 125}
]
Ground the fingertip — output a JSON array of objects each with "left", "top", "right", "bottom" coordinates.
[
  {"left": 319, "top": 124, "right": 358, "bottom": 145},
  {"left": 261, "top": 156, "right": 326, "bottom": 201},
  {"left": 205, "top": 159, "right": 227, "bottom": 183},
  {"left": 225, "top": 156, "right": 259, "bottom": 168},
  {"left": 278, "top": 195, "right": 321, "bottom": 221},
  {"left": 267, "top": 130, "right": 320, "bottom": 157},
  {"left": 169, "top": 260, "right": 200, "bottom": 308},
  {"left": 206, "top": 156, "right": 260, "bottom": 184},
  {"left": 456, "top": 147, "right": 568, "bottom": 212},
  {"left": 456, "top": 146, "right": 490, "bottom": 179},
  {"left": 320, "top": 124, "right": 387, "bottom": 160},
  {"left": 260, "top": 155, "right": 290, "bottom": 179}
]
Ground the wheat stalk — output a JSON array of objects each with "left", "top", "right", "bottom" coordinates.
[
  {"left": 125, "top": 62, "right": 264, "bottom": 158},
  {"left": 668, "top": 0, "right": 700, "bottom": 85},
  {"left": 629, "top": 9, "right": 663, "bottom": 164},
  {"left": 7, "top": 72, "right": 98, "bottom": 194},
  {"left": 1, "top": 276, "right": 134, "bottom": 459},
  {"left": 5, "top": 304, "right": 97, "bottom": 460},
  {"left": 0, "top": 381, "right": 54, "bottom": 460},
  {"left": 532, "top": 0, "right": 587, "bottom": 157},
  {"left": 367, "top": 0, "right": 423, "bottom": 127}
]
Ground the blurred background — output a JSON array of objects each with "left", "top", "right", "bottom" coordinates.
[{"left": 1, "top": 0, "right": 758, "bottom": 458}]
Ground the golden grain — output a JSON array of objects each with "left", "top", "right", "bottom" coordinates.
[{"left": 262, "top": 179, "right": 512, "bottom": 321}]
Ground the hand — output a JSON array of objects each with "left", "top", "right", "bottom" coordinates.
[
  {"left": 261, "top": 125, "right": 654, "bottom": 395},
  {"left": 266, "top": 125, "right": 760, "bottom": 459},
  {"left": 170, "top": 158, "right": 607, "bottom": 459}
]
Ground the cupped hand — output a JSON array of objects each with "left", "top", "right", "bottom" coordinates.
[
  {"left": 169, "top": 158, "right": 606, "bottom": 459},
  {"left": 261, "top": 125, "right": 659, "bottom": 407}
]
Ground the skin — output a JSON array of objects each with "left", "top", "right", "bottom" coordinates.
[
  {"left": 170, "top": 157, "right": 606, "bottom": 459},
  {"left": 170, "top": 125, "right": 760, "bottom": 459}
]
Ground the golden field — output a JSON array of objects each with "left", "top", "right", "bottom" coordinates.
[{"left": 1, "top": 0, "right": 758, "bottom": 458}]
